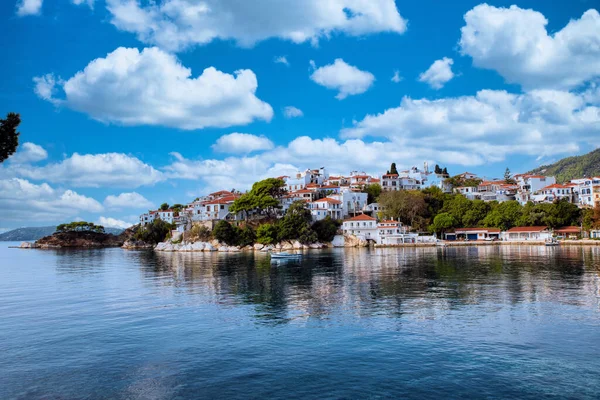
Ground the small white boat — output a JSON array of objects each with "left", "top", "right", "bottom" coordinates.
[
  {"left": 270, "top": 251, "right": 302, "bottom": 259},
  {"left": 545, "top": 238, "right": 560, "bottom": 247}
]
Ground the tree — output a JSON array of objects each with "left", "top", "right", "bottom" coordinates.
[
  {"left": 483, "top": 201, "right": 523, "bottom": 231},
  {"left": 278, "top": 201, "right": 317, "bottom": 243},
  {"left": 442, "top": 167, "right": 448, "bottom": 176},
  {"left": 237, "top": 225, "right": 256, "bottom": 247},
  {"left": 363, "top": 183, "right": 382, "bottom": 204},
  {"left": 379, "top": 190, "right": 427, "bottom": 229},
  {"left": 430, "top": 213, "right": 456, "bottom": 235},
  {"left": 311, "top": 216, "right": 341, "bottom": 242},
  {"left": 160, "top": 203, "right": 170, "bottom": 211},
  {"left": 592, "top": 204, "right": 600, "bottom": 229},
  {"left": 0, "top": 112, "right": 20, "bottom": 163},
  {"left": 134, "top": 219, "right": 173, "bottom": 244},
  {"left": 213, "top": 220, "right": 239, "bottom": 245},
  {"left": 462, "top": 199, "right": 490, "bottom": 227},
  {"left": 256, "top": 224, "right": 279, "bottom": 245},
  {"left": 230, "top": 178, "right": 286, "bottom": 219},
  {"left": 504, "top": 167, "right": 516, "bottom": 184},
  {"left": 434, "top": 164, "right": 442, "bottom": 174},
  {"left": 389, "top": 162, "right": 399, "bottom": 175}
]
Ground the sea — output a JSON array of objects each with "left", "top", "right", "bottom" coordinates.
[{"left": 1, "top": 243, "right": 599, "bottom": 399}]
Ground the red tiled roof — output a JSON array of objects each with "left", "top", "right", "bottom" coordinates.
[
  {"left": 382, "top": 174, "right": 399, "bottom": 178},
  {"left": 554, "top": 226, "right": 581, "bottom": 234},
  {"left": 541, "top": 184, "right": 573, "bottom": 190},
  {"left": 319, "top": 185, "right": 340, "bottom": 189},
  {"left": 455, "top": 227, "right": 501, "bottom": 233},
  {"left": 313, "top": 198, "right": 342, "bottom": 204},
  {"left": 506, "top": 226, "right": 549, "bottom": 233},
  {"left": 292, "top": 189, "right": 314, "bottom": 194},
  {"left": 209, "top": 190, "right": 233, "bottom": 197},
  {"left": 344, "top": 214, "right": 376, "bottom": 222}
]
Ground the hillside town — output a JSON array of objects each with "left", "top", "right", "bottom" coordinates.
[{"left": 139, "top": 164, "right": 600, "bottom": 246}]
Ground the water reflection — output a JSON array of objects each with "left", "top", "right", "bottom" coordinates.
[{"left": 146, "top": 246, "right": 600, "bottom": 325}]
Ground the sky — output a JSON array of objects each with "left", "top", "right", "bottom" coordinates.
[{"left": 1, "top": 0, "right": 599, "bottom": 231}]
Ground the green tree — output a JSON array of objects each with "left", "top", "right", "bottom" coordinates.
[
  {"left": 56, "top": 221, "right": 106, "bottom": 233},
  {"left": 430, "top": 212, "right": 456, "bottom": 235},
  {"left": 311, "top": 216, "right": 341, "bottom": 242},
  {"left": 434, "top": 164, "right": 442, "bottom": 174},
  {"left": 363, "top": 183, "right": 382, "bottom": 204},
  {"left": 462, "top": 199, "right": 490, "bottom": 227},
  {"left": 134, "top": 219, "right": 173, "bottom": 244},
  {"left": 237, "top": 225, "right": 256, "bottom": 247},
  {"left": 389, "top": 163, "right": 399, "bottom": 175},
  {"left": 230, "top": 178, "right": 286, "bottom": 219},
  {"left": 278, "top": 201, "right": 317, "bottom": 243},
  {"left": 483, "top": 201, "right": 523, "bottom": 231},
  {"left": 256, "top": 223, "right": 279, "bottom": 245},
  {"left": 504, "top": 167, "right": 516, "bottom": 184},
  {"left": 213, "top": 220, "right": 239, "bottom": 245},
  {"left": 0, "top": 112, "right": 20, "bottom": 163},
  {"left": 160, "top": 203, "right": 170, "bottom": 211},
  {"left": 379, "top": 190, "right": 427, "bottom": 229}
]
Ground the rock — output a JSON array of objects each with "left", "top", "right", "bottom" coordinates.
[
  {"left": 155, "top": 242, "right": 167, "bottom": 251},
  {"left": 302, "top": 244, "right": 310, "bottom": 249},
  {"left": 162, "top": 243, "right": 174, "bottom": 252},
  {"left": 281, "top": 242, "right": 294, "bottom": 250},
  {"left": 122, "top": 240, "right": 153, "bottom": 249},
  {"left": 275, "top": 243, "right": 282, "bottom": 250},
  {"left": 19, "top": 242, "right": 39, "bottom": 249},
  {"left": 253, "top": 243, "right": 264, "bottom": 251},
  {"left": 181, "top": 244, "right": 193, "bottom": 252},
  {"left": 331, "top": 235, "right": 345, "bottom": 247},
  {"left": 191, "top": 242, "right": 205, "bottom": 251},
  {"left": 263, "top": 245, "right": 273, "bottom": 252},
  {"left": 228, "top": 246, "right": 241, "bottom": 252},
  {"left": 204, "top": 243, "right": 216, "bottom": 252},
  {"left": 210, "top": 239, "right": 220, "bottom": 247},
  {"left": 292, "top": 241, "right": 303, "bottom": 249},
  {"left": 218, "top": 246, "right": 229, "bottom": 252},
  {"left": 309, "top": 243, "right": 321, "bottom": 249}
]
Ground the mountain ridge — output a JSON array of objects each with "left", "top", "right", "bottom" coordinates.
[
  {"left": 528, "top": 148, "right": 600, "bottom": 183},
  {"left": 0, "top": 226, "right": 124, "bottom": 241}
]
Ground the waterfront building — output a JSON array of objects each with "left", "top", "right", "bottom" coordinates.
[
  {"left": 501, "top": 226, "right": 552, "bottom": 241},
  {"left": 515, "top": 174, "right": 556, "bottom": 205},
  {"left": 444, "top": 228, "right": 501, "bottom": 241},
  {"left": 342, "top": 214, "right": 378, "bottom": 241},
  {"left": 309, "top": 198, "right": 343, "bottom": 221}
]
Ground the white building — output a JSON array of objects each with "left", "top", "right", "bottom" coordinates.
[
  {"left": 501, "top": 226, "right": 552, "bottom": 241},
  {"left": 515, "top": 174, "right": 556, "bottom": 205},
  {"left": 342, "top": 214, "right": 378, "bottom": 241},
  {"left": 533, "top": 183, "right": 577, "bottom": 204},
  {"left": 377, "top": 220, "right": 418, "bottom": 244},
  {"left": 571, "top": 177, "right": 600, "bottom": 208},
  {"left": 192, "top": 193, "right": 240, "bottom": 221},
  {"left": 330, "top": 190, "right": 369, "bottom": 218},
  {"left": 309, "top": 198, "right": 343, "bottom": 221},
  {"left": 285, "top": 167, "right": 329, "bottom": 192},
  {"left": 139, "top": 211, "right": 158, "bottom": 226}
]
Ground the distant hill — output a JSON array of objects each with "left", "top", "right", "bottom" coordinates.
[
  {"left": 529, "top": 148, "right": 600, "bottom": 183},
  {"left": 0, "top": 226, "right": 124, "bottom": 241}
]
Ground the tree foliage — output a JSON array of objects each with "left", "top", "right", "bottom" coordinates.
[
  {"left": 379, "top": 190, "right": 427, "bottom": 229},
  {"left": 0, "top": 112, "right": 20, "bottom": 163},
  {"left": 135, "top": 219, "right": 174, "bottom": 244},
  {"left": 362, "top": 183, "right": 382, "bottom": 204},
  {"left": 256, "top": 223, "right": 279, "bottom": 245},
  {"left": 388, "top": 163, "right": 399, "bottom": 175},
  {"left": 56, "top": 221, "right": 105, "bottom": 234},
  {"left": 311, "top": 216, "right": 341, "bottom": 242},
  {"left": 430, "top": 213, "right": 456, "bottom": 234},
  {"left": 230, "top": 178, "right": 286, "bottom": 219},
  {"left": 160, "top": 203, "right": 170, "bottom": 211},
  {"left": 213, "top": 220, "right": 239, "bottom": 245}
]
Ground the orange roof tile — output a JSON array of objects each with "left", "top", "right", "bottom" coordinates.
[
  {"left": 344, "top": 214, "right": 376, "bottom": 222},
  {"left": 506, "top": 226, "right": 549, "bottom": 233}
]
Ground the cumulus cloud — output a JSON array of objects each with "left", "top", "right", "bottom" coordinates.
[
  {"left": 391, "top": 70, "right": 403, "bottom": 83},
  {"left": 0, "top": 178, "right": 103, "bottom": 222},
  {"left": 104, "top": 192, "right": 153, "bottom": 209},
  {"left": 212, "top": 133, "right": 274, "bottom": 154},
  {"left": 310, "top": 59, "right": 375, "bottom": 99},
  {"left": 283, "top": 106, "right": 304, "bottom": 118},
  {"left": 9, "top": 142, "right": 48, "bottom": 164},
  {"left": 341, "top": 89, "right": 599, "bottom": 162},
  {"left": 459, "top": 5, "right": 600, "bottom": 90},
  {"left": 418, "top": 57, "right": 454, "bottom": 89},
  {"left": 34, "top": 47, "right": 273, "bottom": 130},
  {"left": 96, "top": 216, "right": 133, "bottom": 229},
  {"left": 16, "top": 152, "right": 164, "bottom": 188},
  {"left": 71, "top": 0, "right": 94, "bottom": 8},
  {"left": 274, "top": 56, "right": 289, "bottom": 66},
  {"left": 16, "top": 0, "right": 42, "bottom": 16},
  {"left": 106, "top": 0, "right": 407, "bottom": 52}
]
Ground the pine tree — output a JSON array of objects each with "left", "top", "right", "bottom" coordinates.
[
  {"left": 0, "top": 112, "right": 21, "bottom": 163},
  {"left": 390, "top": 162, "right": 398, "bottom": 175}
]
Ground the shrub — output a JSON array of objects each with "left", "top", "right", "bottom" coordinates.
[
  {"left": 311, "top": 216, "right": 341, "bottom": 242},
  {"left": 56, "top": 221, "right": 105, "bottom": 234},
  {"left": 188, "top": 224, "right": 212, "bottom": 242},
  {"left": 135, "top": 219, "right": 174, "bottom": 244},
  {"left": 238, "top": 226, "right": 256, "bottom": 247},
  {"left": 256, "top": 223, "right": 279, "bottom": 245},
  {"left": 213, "top": 221, "right": 239, "bottom": 245}
]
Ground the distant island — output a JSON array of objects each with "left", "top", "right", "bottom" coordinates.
[{"left": 1, "top": 225, "right": 124, "bottom": 242}]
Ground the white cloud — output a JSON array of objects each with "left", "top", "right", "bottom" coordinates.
[
  {"left": 16, "top": 0, "right": 42, "bottom": 16},
  {"left": 16, "top": 152, "right": 164, "bottom": 188},
  {"left": 9, "top": 142, "right": 48, "bottom": 164},
  {"left": 104, "top": 192, "right": 153, "bottom": 209},
  {"left": 71, "top": 0, "right": 94, "bottom": 8},
  {"left": 274, "top": 56, "right": 289, "bottom": 66},
  {"left": 96, "top": 216, "right": 132, "bottom": 229},
  {"left": 34, "top": 47, "right": 273, "bottom": 130},
  {"left": 459, "top": 5, "right": 600, "bottom": 90},
  {"left": 106, "top": 0, "right": 407, "bottom": 52},
  {"left": 418, "top": 57, "right": 454, "bottom": 89},
  {"left": 212, "top": 133, "right": 274, "bottom": 154},
  {"left": 283, "top": 106, "right": 304, "bottom": 118},
  {"left": 310, "top": 59, "right": 375, "bottom": 99},
  {"left": 341, "top": 89, "right": 600, "bottom": 163},
  {"left": 391, "top": 70, "right": 403, "bottom": 83},
  {"left": 0, "top": 178, "right": 103, "bottom": 222}
]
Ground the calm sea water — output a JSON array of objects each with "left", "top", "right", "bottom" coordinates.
[{"left": 1, "top": 244, "right": 599, "bottom": 399}]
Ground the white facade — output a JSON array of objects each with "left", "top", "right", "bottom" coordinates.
[
  {"left": 501, "top": 227, "right": 552, "bottom": 241},
  {"left": 309, "top": 198, "right": 343, "bottom": 221},
  {"left": 571, "top": 178, "right": 600, "bottom": 207},
  {"left": 285, "top": 167, "right": 329, "bottom": 192},
  {"left": 342, "top": 214, "right": 378, "bottom": 240},
  {"left": 515, "top": 174, "right": 556, "bottom": 205},
  {"left": 330, "top": 190, "right": 368, "bottom": 218}
]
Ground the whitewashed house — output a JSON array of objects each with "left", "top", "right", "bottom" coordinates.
[
  {"left": 571, "top": 177, "right": 600, "bottom": 208},
  {"left": 309, "top": 198, "right": 343, "bottom": 221},
  {"left": 501, "top": 227, "right": 552, "bottom": 241},
  {"left": 330, "top": 190, "right": 368, "bottom": 218},
  {"left": 285, "top": 167, "right": 329, "bottom": 192},
  {"left": 377, "top": 220, "right": 417, "bottom": 244},
  {"left": 534, "top": 184, "right": 577, "bottom": 204},
  {"left": 342, "top": 214, "right": 378, "bottom": 241},
  {"left": 515, "top": 174, "right": 556, "bottom": 205},
  {"left": 139, "top": 211, "right": 158, "bottom": 226}
]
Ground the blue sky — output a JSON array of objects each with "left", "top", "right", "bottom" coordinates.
[{"left": 1, "top": 0, "right": 599, "bottom": 230}]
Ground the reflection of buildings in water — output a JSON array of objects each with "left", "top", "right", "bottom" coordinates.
[{"left": 148, "top": 247, "right": 600, "bottom": 324}]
